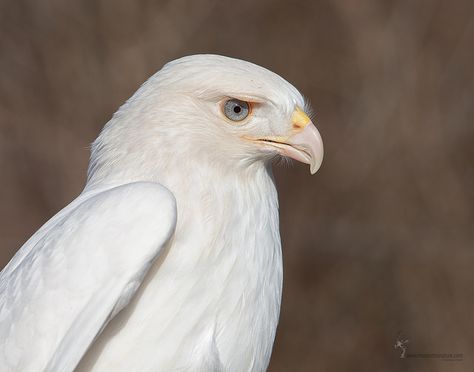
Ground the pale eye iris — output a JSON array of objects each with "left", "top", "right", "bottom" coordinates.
[{"left": 223, "top": 99, "right": 250, "bottom": 121}]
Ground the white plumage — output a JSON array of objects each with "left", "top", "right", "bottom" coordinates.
[{"left": 0, "top": 55, "right": 323, "bottom": 371}]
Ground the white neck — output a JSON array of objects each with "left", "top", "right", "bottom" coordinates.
[{"left": 82, "top": 156, "right": 283, "bottom": 371}]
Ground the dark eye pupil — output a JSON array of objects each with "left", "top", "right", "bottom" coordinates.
[{"left": 233, "top": 106, "right": 241, "bottom": 114}]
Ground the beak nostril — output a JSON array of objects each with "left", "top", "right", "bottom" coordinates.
[{"left": 291, "top": 107, "right": 311, "bottom": 131}]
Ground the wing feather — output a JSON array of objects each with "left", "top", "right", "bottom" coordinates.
[{"left": 0, "top": 182, "right": 177, "bottom": 372}]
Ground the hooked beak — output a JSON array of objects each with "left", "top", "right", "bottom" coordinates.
[{"left": 244, "top": 107, "right": 324, "bottom": 174}]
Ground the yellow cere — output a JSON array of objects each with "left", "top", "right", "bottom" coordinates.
[{"left": 291, "top": 107, "right": 311, "bottom": 130}]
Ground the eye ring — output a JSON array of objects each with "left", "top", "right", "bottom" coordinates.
[{"left": 222, "top": 99, "right": 251, "bottom": 122}]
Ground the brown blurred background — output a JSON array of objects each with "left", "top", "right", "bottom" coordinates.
[{"left": 1, "top": 0, "right": 473, "bottom": 371}]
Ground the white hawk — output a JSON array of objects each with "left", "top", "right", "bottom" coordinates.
[{"left": 0, "top": 55, "right": 323, "bottom": 371}]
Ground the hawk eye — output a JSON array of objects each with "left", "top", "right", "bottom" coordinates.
[{"left": 223, "top": 99, "right": 250, "bottom": 121}]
